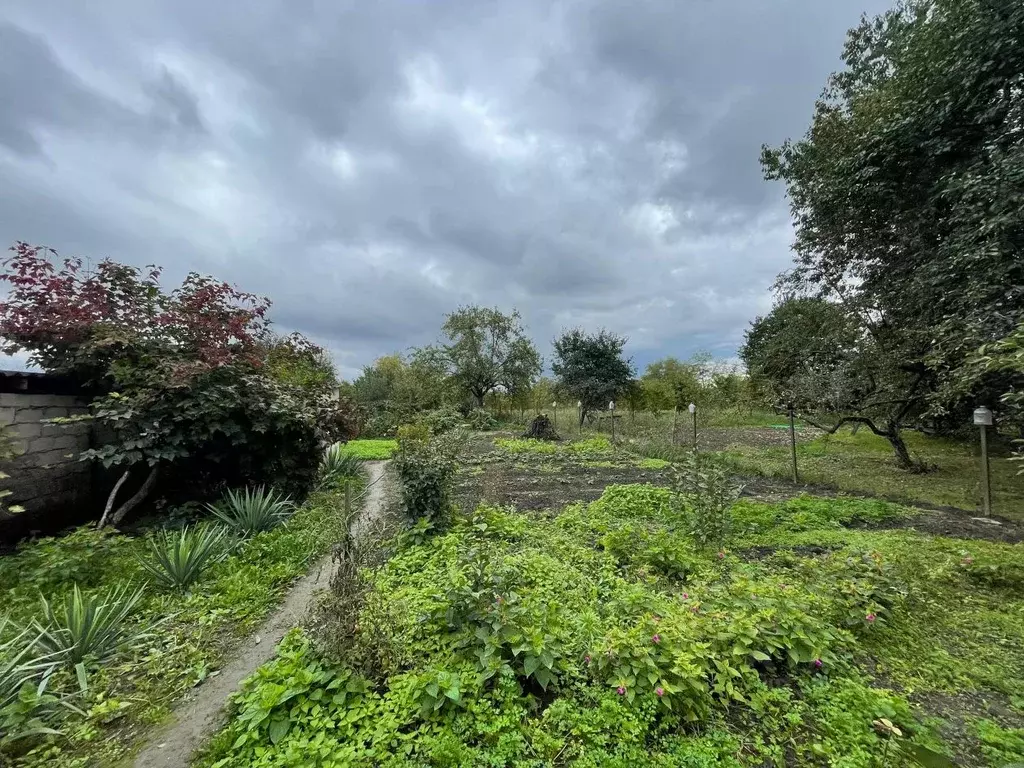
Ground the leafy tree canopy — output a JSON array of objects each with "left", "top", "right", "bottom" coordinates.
[
  {"left": 438, "top": 306, "right": 541, "bottom": 408},
  {"left": 760, "top": 0, "right": 1024, "bottom": 462},
  {"left": 552, "top": 328, "right": 635, "bottom": 423}
]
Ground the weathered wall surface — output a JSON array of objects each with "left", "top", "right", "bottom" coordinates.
[
  {"left": 1, "top": 391, "right": 93, "bottom": 514},
  {"left": 0, "top": 372, "right": 96, "bottom": 542}
]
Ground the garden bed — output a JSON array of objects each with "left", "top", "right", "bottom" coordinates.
[{"left": 198, "top": 480, "right": 1024, "bottom": 767}]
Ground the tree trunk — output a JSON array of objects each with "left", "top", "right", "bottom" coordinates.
[
  {"left": 108, "top": 466, "right": 160, "bottom": 527},
  {"left": 885, "top": 423, "right": 914, "bottom": 470},
  {"left": 475, "top": 391, "right": 486, "bottom": 408},
  {"left": 97, "top": 469, "right": 131, "bottom": 528}
]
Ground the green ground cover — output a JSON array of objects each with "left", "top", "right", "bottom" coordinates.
[
  {"left": 0, "top": 483, "right": 356, "bottom": 767},
  {"left": 718, "top": 430, "right": 1023, "bottom": 518},
  {"left": 339, "top": 440, "right": 399, "bottom": 460},
  {"left": 198, "top": 485, "right": 1024, "bottom": 767}
]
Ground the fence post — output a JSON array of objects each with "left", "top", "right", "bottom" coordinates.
[{"left": 788, "top": 403, "right": 799, "bottom": 484}]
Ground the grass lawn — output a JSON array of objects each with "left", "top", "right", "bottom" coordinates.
[
  {"left": 719, "top": 429, "right": 1024, "bottom": 519},
  {"left": 340, "top": 439, "right": 398, "bottom": 460},
  {"left": 198, "top": 484, "right": 1024, "bottom": 768}
]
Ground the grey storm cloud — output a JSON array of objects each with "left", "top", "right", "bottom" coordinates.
[{"left": 0, "top": 0, "right": 892, "bottom": 378}]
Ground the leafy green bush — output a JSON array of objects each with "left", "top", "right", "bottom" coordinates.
[
  {"left": 467, "top": 408, "right": 497, "bottom": 430},
  {"left": 670, "top": 451, "right": 741, "bottom": 550},
  {"left": 208, "top": 486, "right": 295, "bottom": 535},
  {"left": 0, "top": 527, "right": 136, "bottom": 601},
  {"left": 137, "top": 524, "right": 229, "bottom": 591},
  {"left": 393, "top": 431, "right": 463, "bottom": 528},
  {"left": 417, "top": 406, "right": 464, "bottom": 434},
  {"left": 34, "top": 583, "right": 147, "bottom": 668}
]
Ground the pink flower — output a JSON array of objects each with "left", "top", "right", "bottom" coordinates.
[
  {"left": 813, "top": 659, "right": 823, "bottom": 669},
  {"left": 651, "top": 634, "right": 661, "bottom": 644},
  {"left": 690, "top": 605, "right": 700, "bottom": 613},
  {"left": 682, "top": 593, "right": 689, "bottom": 600},
  {"left": 655, "top": 687, "right": 665, "bottom": 697},
  {"left": 866, "top": 613, "right": 877, "bottom": 623},
  {"left": 962, "top": 556, "right": 974, "bottom": 565},
  {"left": 652, "top": 615, "right": 661, "bottom": 623},
  {"left": 584, "top": 655, "right": 592, "bottom": 665},
  {"left": 617, "top": 686, "right": 626, "bottom": 696},
  {"left": 718, "top": 551, "right": 725, "bottom": 559}
]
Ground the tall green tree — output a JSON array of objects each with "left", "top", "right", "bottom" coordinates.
[
  {"left": 761, "top": 0, "right": 1024, "bottom": 459},
  {"left": 740, "top": 297, "right": 929, "bottom": 467},
  {"left": 552, "top": 329, "right": 635, "bottom": 425},
  {"left": 641, "top": 357, "right": 703, "bottom": 411},
  {"left": 439, "top": 306, "right": 542, "bottom": 408}
]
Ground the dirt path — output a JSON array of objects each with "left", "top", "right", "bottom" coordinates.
[{"left": 131, "top": 461, "right": 389, "bottom": 768}]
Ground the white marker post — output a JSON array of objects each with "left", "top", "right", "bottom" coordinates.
[
  {"left": 974, "top": 406, "right": 993, "bottom": 517},
  {"left": 688, "top": 403, "right": 697, "bottom": 452},
  {"left": 577, "top": 400, "right": 582, "bottom": 436},
  {"left": 552, "top": 401, "right": 558, "bottom": 431},
  {"left": 609, "top": 400, "right": 616, "bottom": 444}
]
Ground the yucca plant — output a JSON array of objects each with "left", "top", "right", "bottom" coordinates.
[
  {"left": 207, "top": 486, "right": 295, "bottom": 535},
  {"left": 34, "top": 583, "right": 147, "bottom": 668},
  {"left": 137, "top": 524, "right": 229, "bottom": 591},
  {"left": 1, "top": 619, "right": 59, "bottom": 713},
  {"left": 318, "top": 442, "right": 363, "bottom": 490}
]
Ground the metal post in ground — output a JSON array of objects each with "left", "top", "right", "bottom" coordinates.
[
  {"left": 974, "top": 406, "right": 993, "bottom": 516},
  {"left": 577, "top": 401, "right": 582, "bottom": 437},
  {"left": 609, "top": 400, "right": 616, "bottom": 444},
  {"left": 788, "top": 403, "right": 799, "bottom": 484},
  {"left": 688, "top": 403, "right": 697, "bottom": 451},
  {"left": 672, "top": 406, "right": 679, "bottom": 446},
  {"left": 553, "top": 402, "right": 558, "bottom": 432}
]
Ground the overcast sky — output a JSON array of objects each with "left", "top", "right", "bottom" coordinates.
[{"left": 0, "top": 0, "right": 890, "bottom": 379}]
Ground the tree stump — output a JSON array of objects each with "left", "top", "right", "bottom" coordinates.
[{"left": 523, "top": 413, "right": 560, "bottom": 441}]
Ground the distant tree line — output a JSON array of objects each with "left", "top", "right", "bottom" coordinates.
[{"left": 345, "top": 305, "right": 753, "bottom": 437}]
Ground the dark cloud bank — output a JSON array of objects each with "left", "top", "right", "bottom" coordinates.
[{"left": 0, "top": 0, "right": 891, "bottom": 378}]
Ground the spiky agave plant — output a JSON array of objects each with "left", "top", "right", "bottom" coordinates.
[
  {"left": 318, "top": 442, "right": 363, "bottom": 490},
  {"left": 207, "top": 486, "right": 295, "bottom": 536},
  {"left": 34, "top": 583, "right": 147, "bottom": 668},
  {"left": 137, "top": 524, "right": 229, "bottom": 591}
]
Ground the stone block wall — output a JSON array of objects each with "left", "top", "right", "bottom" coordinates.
[{"left": 0, "top": 373, "right": 94, "bottom": 527}]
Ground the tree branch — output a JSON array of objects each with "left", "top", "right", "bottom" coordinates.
[
  {"left": 97, "top": 469, "right": 131, "bottom": 528},
  {"left": 108, "top": 465, "right": 160, "bottom": 527}
]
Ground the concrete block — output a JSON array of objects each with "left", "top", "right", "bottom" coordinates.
[
  {"left": 14, "top": 408, "right": 41, "bottom": 425},
  {"left": 35, "top": 449, "right": 76, "bottom": 467},
  {"left": 0, "top": 407, "right": 15, "bottom": 425},
  {"left": 13, "top": 423, "right": 42, "bottom": 439},
  {"left": 29, "top": 437, "right": 57, "bottom": 453},
  {"left": 41, "top": 407, "right": 69, "bottom": 420},
  {"left": 0, "top": 393, "right": 23, "bottom": 408},
  {"left": 51, "top": 435, "right": 82, "bottom": 451}
]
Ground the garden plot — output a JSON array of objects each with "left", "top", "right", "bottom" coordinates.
[
  {"left": 455, "top": 433, "right": 672, "bottom": 512},
  {"left": 198, "top": 468, "right": 1024, "bottom": 768}
]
